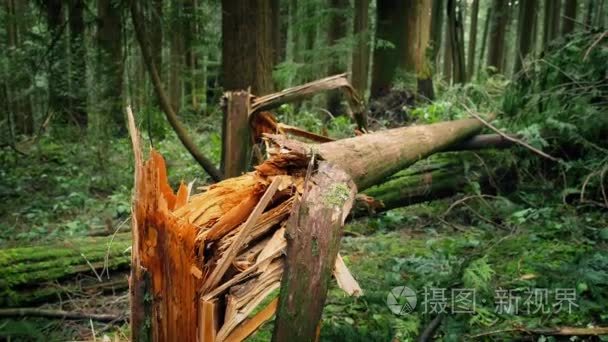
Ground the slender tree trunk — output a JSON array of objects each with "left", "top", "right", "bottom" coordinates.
[
  {"left": 466, "top": 0, "right": 479, "bottom": 81},
  {"left": 585, "top": 0, "right": 595, "bottom": 26},
  {"left": 150, "top": 0, "right": 163, "bottom": 76},
  {"left": 169, "top": 0, "right": 184, "bottom": 112},
  {"left": 562, "top": 0, "right": 577, "bottom": 34},
  {"left": 69, "top": 0, "right": 87, "bottom": 127},
  {"left": 326, "top": 0, "right": 349, "bottom": 115},
  {"left": 514, "top": 0, "right": 538, "bottom": 74},
  {"left": 370, "top": 0, "right": 407, "bottom": 98},
  {"left": 543, "top": 0, "right": 562, "bottom": 48},
  {"left": 487, "top": 0, "right": 507, "bottom": 72},
  {"left": 221, "top": 0, "right": 274, "bottom": 95},
  {"left": 98, "top": 0, "right": 125, "bottom": 133},
  {"left": 447, "top": 0, "right": 466, "bottom": 83},
  {"left": 183, "top": 0, "right": 197, "bottom": 110},
  {"left": 6, "top": 0, "right": 34, "bottom": 134},
  {"left": 430, "top": 0, "right": 445, "bottom": 67},
  {"left": 443, "top": 19, "right": 453, "bottom": 83},
  {"left": 477, "top": 7, "right": 491, "bottom": 76},
  {"left": 416, "top": 0, "right": 435, "bottom": 100},
  {"left": 351, "top": 0, "right": 370, "bottom": 98},
  {"left": 270, "top": 0, "right": 285, "bottom": 66},
  {"left": 401, "top": 0, "right": 419, "bottom": 74},
  {"left": 47, "top": 0, "right": 70, "bottom": 124}
]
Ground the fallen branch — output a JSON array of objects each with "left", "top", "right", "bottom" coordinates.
[
  {"left": 0, "top": 308, "right": 125, "bottom": 322},
  {"left": 463, "top": 105, "right": 559, "bottom": 162},
  {"left": 250, "top": 73, "right": 367, "bottom": 130}
]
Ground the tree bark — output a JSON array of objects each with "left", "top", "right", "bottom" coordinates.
[
  {"left": 351, "top": 0, "right": 370, "bottom": 99},
  {"left": 478, "top": 6, "right": 491, "bottom": 76},
  {"left": 487, "top": 0, "right": 508, "bottom": 72},
  {"left": 47, "top": 0, "right": 70, "bottom": 126},
  {"left": 69, "top": 0, "right": 87, "bottom": 127},
  {"left": 543, "top": 0, "right": 561, "bottom": 48},
  {"left": 401, "top": 0, "right": 420, "bottom": 74},
  {"left": 6, "top": 0, "right": 34, "bottom": 135},
  {"left": 562, "top": 0, "right": 578, "bottom": 35},
  {"left": 273, "top": 163, "right": 356, "bottom": 341},
  {"left": 326, "top": 0, "right": 349, "bottom": 116},
  {"left": 447, "top": 0, "right": 466, "bottom": 83},
  {"left": 97, "top": 0, "right": 125, "bottom": 134},
  {"left": 221, "top": 0, "right": 274, "bottom": 95},
  {"left": 430, "top": 0, "right": 445, "bottom": 67},
  {"left": 416, "top": 0, "right": 435, "bottom": 100},
  {"left": 169, "top": 0, "right": 184, "bottom": 112},
  {"left": 221, "top": 91, "right": 252, "bottom": 177},
  {"left": 467, "top": 0, "right": 480, "bottom": 81},
  {"left": 514, "top": 0, "right": 538, "bottom": 74},
  {"left": 370, "top": 0, "right": 407, "bottom": 98}
]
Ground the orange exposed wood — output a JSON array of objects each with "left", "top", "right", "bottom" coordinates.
[{"left": 224, "top": 298, "right": 278, "bottom": 342}]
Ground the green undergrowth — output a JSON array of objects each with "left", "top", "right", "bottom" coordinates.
[{"left": 246, "top": 192, "right": 607, "bottom": 341}]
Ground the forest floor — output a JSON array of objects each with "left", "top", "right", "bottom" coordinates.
[
  {"left": 2, "top": 32, "right": 607, "bottom": 339},
  {"left": 1, "top": 112, "right": 606, "bottom": 341}
]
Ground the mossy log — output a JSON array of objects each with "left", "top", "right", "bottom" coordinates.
[
  {"left": 0, "top": 233, "right": 131, "bottom": 307},
  {"left": 359, "top": 153, "right": 511, "bottom": 214},
  {"left": 0, "top": 155, "right": 508, "bottom": 310}
]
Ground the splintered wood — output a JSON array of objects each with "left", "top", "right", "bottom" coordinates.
[{"left": 130, "top": 147, "right": 361, "bottom": 342}]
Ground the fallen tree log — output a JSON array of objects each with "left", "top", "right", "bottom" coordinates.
[
  {"left": 357, "top": 153, "right": 513, "bottom": 214},
  {"left": 0, "top": 153, "right": 511, "bottom": 309},
  {"left": 125, "top": 100, "right": 488, "bottom": 342},
  {"left": 0, "top": 233, "right": 130, "bottom": 307}
]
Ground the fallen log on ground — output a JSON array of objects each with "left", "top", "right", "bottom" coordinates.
[
  {"left": 0, "top": 233, "right": 130, "bottom": 307},
  {"left": 0, "top": 153, "right": 512, "bottom": 309},
  {"left": 357, "top": 153, "right": 513, "bottom": 215},
  {"left": 126, "top": 105, "right": 488, "bottom": 342}
]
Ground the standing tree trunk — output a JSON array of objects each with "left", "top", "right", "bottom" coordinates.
[
  {"left": 466, "top": 0, "right": 480, "bottom": 81},
  {"left": 69, "top": 0, "right": 87, "bottom": 127},
  {"left": 487, "top": 0, "right": 507, "bottom": 72},
  {"left": 183, "top": 0, "right": 197, "bottom": 110},
  {"left": 97, "top": 0, "right": 125, "bottom": 133},
  {"left": 477, "top": 6, "right": 491, "bottom": 76},
  {"left": 442, "top": 18, "right": 453, "bottom": 83},
  {"left": 47, "top": 0, "right": 70, "bottom": 125},
  {"left": 447, "top": 0, "right": 466, "bottom": 83},
  {"left": 150, "top": 0, "right": 163, "bottom": 77},
  {"left": 370, "top": 0, "right": 407, "bottom": 98},
  {"left": 326, "top": 0, "right": 349, "bottom": 116},
  {"left": 169, "top": 0, "right": 184, "bottom": 113},
  {"left": 416, "top": 0, "right": 435, "bottom": 100},
  {"left": 351, "top": 0, "right": 370, "bottom": 99},
  {"left": 514, "top": 0, "right": 538, "bottom": 74},
  {"left": 401, "top": 0, "right": 419, "bottom": 74},
  {"left": 6, "top": 0, "right": 34, "bottom": 135},
  {"left": 221, "top": 0, "right": 274, "bottom": 95},
  {"left": 221, "top": 0, "right": 274, "bottom": 176},
  {"left": 543, "top": 0, "right": 562, "bottom": 48},
  {"left": 430, "top": 0, "right": 445, "bottom": 68},
  {"left": 562, "top": 0, "right": 577, "bottom": 35}
]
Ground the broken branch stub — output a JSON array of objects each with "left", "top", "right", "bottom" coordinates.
[{"left": 250, "top": 73, "right": 367, "bottom": 130}]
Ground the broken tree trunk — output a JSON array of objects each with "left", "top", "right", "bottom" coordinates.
[
  {"left": 222, "top": 91, "right": 252, "bottom": 177},
  {"left": 0, "top": 153, "right": 512, "bottom": 310},
  {"left": 127, "top": 101, "right": 488, "bottom": 341}
]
